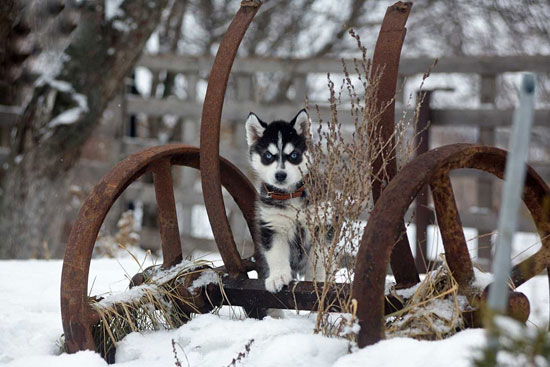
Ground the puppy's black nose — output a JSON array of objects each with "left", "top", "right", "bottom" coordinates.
[{"left": 275, "top": 171, "right": 287, "bottom": 182}]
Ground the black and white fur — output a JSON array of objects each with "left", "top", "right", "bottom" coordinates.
[{"left": 246, "top": 109, "right": 323, "bottom": 293}]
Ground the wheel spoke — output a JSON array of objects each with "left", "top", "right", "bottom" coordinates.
[
  {"left": 430, "top": 170, "right": 474, "bottom": 289},
  {"left": 151, "top": 158, "right": 183, "bottom": 268},
  {"left": 390, "top": 222, "right": 421, "bottom": 288},
  {"left": 510, "top": 248, "right": 550, "bottom": 287}
]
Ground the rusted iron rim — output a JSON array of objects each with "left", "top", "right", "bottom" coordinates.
[
  {"left": 199, "top": 2, "right": 261, "bottom": 277},
  {"left": 61, "top": 144, "right": 257, "bottom": 353},
  {"left": 369, "top": 1, "right": 419, "bottom": 287},
  {"left": 353, "top": 143, "right": 550, "bottom": 348},
  {"left": 370, "top": 0, "right": 412, "bottom": 197}
]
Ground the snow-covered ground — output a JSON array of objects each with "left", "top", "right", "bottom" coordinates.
[{"left": 0, "top": 257, "right": 548, "bottom": 367}]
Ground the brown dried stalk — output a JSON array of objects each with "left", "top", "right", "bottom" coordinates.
[{"left": 303, "top": 30, "right": 425, "bottom": 339}]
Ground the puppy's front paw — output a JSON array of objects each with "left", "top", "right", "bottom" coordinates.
[{"left": 265, "top": 270, "right": 292, "bottom": 293}]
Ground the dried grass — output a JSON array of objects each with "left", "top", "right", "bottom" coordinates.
[
  {"left": 303, "top": 30, "right": 427, "bottom": 340},
  {"left": 89, "top": 260, "right": 222, "bottom": 359},
  {"left": 94, "top": 210, "right": 141, "bottom": 258},
  {"left": 385, "top": 257, "right": 471, "bottom": 340}
]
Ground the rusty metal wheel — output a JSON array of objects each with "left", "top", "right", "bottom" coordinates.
[
  {"left": 60, "top": 144, "right": 257, "bottom": 353},
  {"left": 61, "top": 1, "right": 263, "bottom": 355},
  {"left": 353, "top": 143, "right": 550, "bottom": 347}
]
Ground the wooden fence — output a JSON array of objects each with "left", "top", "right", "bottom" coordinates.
[
  {"left": 119, "top": 53, "right": 550, "bottom": 265},
  {"left": 0, "top": 54, "right": 548, "bottom": 263}
]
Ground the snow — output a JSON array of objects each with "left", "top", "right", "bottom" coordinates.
[
  {"left": 48, "top": 90, "right": 89, "bottom": 128},
  {"left": 334, "top": 329, "right": 487, "bottom": 367},
  {"left": 394, "top": 282, "right": 421, "bottom": 298},
  {"left": 32, "top": 52, "right": 70, "bottom": 84},
  {"left": 105, "top": 0, "right": 125, "bottom": 20},
  {"left": 186, "top": 270, "right": 219, "bottom": 292},
  {"left": 95, "top": 283, "right": 156, "bottom": 309},
  {"left": 1, "top": 258, "right": 548, "bottom": 366},
  {"left": 34, "top": 74, "right": 90, "bottom": 129},
  {"left": 135, "top": 67, "right": 153, "bottom": 97},
  {"left": 115, "top": 314, "right": 350, "bottom": 366},
  {"left": 49, "top": 107, "right": 86, "bottom": 128},
  {"left": 472, "top": 267, "right": 494, "bottom": 290},
  {"left": 112, "top": 19, "right": 138, "bottom": 33}
]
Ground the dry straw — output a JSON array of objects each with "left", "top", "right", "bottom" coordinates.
[
  {"left": 94, "top": 210, "right": 141, "bottom": 258},
  {"left": 385, "top": 257, "right": 469, "bottom": 340},
  {"left": 302, "top": 29, "right": 431, "bottom": 340},
  {"left": 89, "top": 260, "right": 222, "bottom": 359}
]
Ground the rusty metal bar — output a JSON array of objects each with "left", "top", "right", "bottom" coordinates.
[
  {"left": 430, "top": 170, "right": 475, "bottom": 290},
  {"left": 151, "top": 158, "right": 183, "bottom": 269},
  {"left": 415, "top": 90, "right": 432, "bottom": 273},
  {"left": 207, "top": 278, "right": 527, "bottom": 323},
  {"left": 353, "top": 144, "right": 550, "bottom": 348},
  {"left": 368, "top": 1, "right": 419, "bottom": 287},
  {"left": 203, "top": 278, "right": 403, "bottom": 315},
  {"left": 199, "top": 1, "right": 261, "bottom": 277},
  {"left": 370, "top": 0, "right": 412, "bottom": 200}
]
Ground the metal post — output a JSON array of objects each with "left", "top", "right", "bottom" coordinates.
[{"left": 488, "top": 73, "right": 536, "bottom": 313}]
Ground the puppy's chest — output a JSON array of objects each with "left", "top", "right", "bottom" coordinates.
[{"left": 258, "top": 200, "right": 306, "bottom": 234}]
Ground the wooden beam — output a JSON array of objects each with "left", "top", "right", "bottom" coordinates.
[
  {"left": 125, "top": 96, "right": 550, "bottom": 128},
  {"left": 137, "top": 54, "right": 550, "bottom": 75}
]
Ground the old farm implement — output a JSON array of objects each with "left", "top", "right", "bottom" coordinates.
[{"left": 61, "top": 0, "right": 550, "bottom": 359}]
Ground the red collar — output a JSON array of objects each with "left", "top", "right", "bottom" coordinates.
[{"left": 264, "top": 184, "right": 306, "bottom": 200}]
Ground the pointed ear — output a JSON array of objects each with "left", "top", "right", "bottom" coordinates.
[
  {"left": 245, "top": 112, "right": 266, "bottom": 146},
  {"left": 290, "top": 109, "right": 309, "bottom": 136}
]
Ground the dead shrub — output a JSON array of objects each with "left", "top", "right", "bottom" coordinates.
[{"left": 303, "top": 30, "right": 430, "bottom": 340}]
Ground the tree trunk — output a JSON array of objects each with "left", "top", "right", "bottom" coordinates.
[{"left": 0, "top": 0, "right": 168, "bottom": 258}]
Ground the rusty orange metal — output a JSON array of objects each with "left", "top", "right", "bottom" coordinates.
[
  {"left": 150, "top": 158, "right": 183, "bottom": 268},
  {"left": 430, "top": 170, "right": 475, "bottom": 290},
  {"left": 369, "top": 1, "right": 419, "bottom": 288},
  {"left": 353, "top": 144, "right": 550, "bottom": 348},
  {"left": 199, "top": 1, "right": 261, "bottom": 278}
]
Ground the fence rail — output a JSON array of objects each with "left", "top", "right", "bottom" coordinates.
[
  {"left": 138, "top": 54, "right": 550, "bottom": 75},
  {"left": 125, "top": 96, "right": 550, "bottom": 127},
  {"left": 2, "top": 53, "right": 548, "bottom": 262}
]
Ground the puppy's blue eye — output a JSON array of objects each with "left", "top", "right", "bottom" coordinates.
[
  {"left": 264, "top": 152, "right": 273, "bottom": 159},
  {"left": 290, "top": 152, "right": 298, "bottom": 159}
]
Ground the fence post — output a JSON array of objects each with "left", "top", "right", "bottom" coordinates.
[
  {"left": 477, "top": 74, "right": 497, "bottom": 269},
  {"left": 415, "top": 90, "right": 432, "bottom": 273}
]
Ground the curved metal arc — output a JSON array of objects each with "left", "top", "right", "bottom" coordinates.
[
  {"left": 368, "top": 1, "right": 418, "bottom": 288},
  {"left": 353, "top": 143, "right": 550, "bottom": 348},
  {"left": 61, "top": 144, "right": 257, "bottom": 353},
  {"left": 370, "top": 0, "right": 413, "bottom": 199},
  {"left": 199, "top": 2, "right": 261, "bottom": 277}
]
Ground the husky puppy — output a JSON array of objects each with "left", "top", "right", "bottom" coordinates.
[{"left": 246, "top": 109, "right": 319, "bottom": 293}]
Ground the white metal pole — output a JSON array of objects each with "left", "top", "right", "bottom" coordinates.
[{"left": 488, "top": 73, "right": 536, "bottom": 312}]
